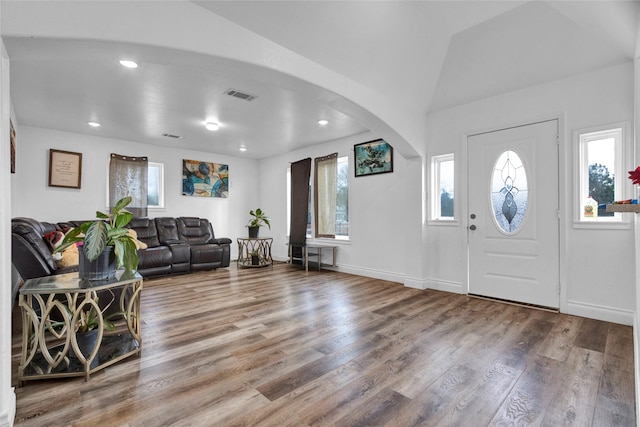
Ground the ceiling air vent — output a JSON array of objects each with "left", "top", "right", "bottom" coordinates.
[
  {"left": 224, "top": 88, "right": 257, "bottom": 101},
  {"left": 162, "top": 133, "right": 184, "bottom": 139}
]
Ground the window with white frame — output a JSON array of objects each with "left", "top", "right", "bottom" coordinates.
[
  {"left": 577, "top": 125, "right": 626, "bottom": 223},
  {"left": 431, "top": 153, "right": 454, "bottom": 220},
  {"left": 147, "top": 162, "right": 165, "bottom": 209}
]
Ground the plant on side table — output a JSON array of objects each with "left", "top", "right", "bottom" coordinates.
[
  {"left": 55, "top": 196, "right": 140, "bottom": 280},
  {"left": 47, "top": 289, "right": 125, "bottom": 368},
  {"left": 247, "top": 208, "right": 271, "bottom": 238}
]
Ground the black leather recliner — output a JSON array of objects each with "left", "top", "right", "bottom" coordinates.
[
  {"left": 11, "top": 217, "right": 76, "bottom": 280},
  {"left": 127, "top": 217, "right": 172, "bottom": 277},
  {"left": 176, "top": 217, "right": 232, "bottom": 271},
  {"left": 155, "top": 217, "right": 191, "bottom": 274}
]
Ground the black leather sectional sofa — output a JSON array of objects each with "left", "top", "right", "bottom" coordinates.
[{"left": 11, "top": 216, "right": 232, "bottom": 283}]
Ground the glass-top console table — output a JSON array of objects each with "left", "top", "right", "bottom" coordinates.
[
  {"left": 18, "top": 270, "right": 143, "bottom": 384},
  {"left": 237, "top": 237, "right": 273, "bottom": 268}
]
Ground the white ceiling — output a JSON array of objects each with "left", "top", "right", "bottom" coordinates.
[{"left": 3, "top": 1, "right": 638, "bottom": 159}]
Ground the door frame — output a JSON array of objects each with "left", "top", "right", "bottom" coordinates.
[{"left": 463, "top": 114, "right": 568, "bottom": 313}]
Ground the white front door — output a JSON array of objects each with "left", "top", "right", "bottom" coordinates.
[{"left": 468, "top": 120, "right": 559, "bottom": 308}]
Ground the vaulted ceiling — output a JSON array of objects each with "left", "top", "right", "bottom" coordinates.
[{"left": 2, "top": 1, "right": 638, "bottom": 159}]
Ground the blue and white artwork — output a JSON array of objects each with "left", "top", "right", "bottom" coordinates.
[
  {"left": 182, "top": 159, "right": 229, "bottom": 198},
  {"left": 354, "top": 139, "right": 393, "bottom": 177}
]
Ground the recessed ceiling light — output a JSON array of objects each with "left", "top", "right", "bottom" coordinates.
[
  {"left": 318, "top": 119, "right": 329, "bottom": 125},
  {"left": 119, "top": 60, "right": 138, "bottom": 69},
  {"left": 205, "top": 122, "right": 220, "bottom": 131},
  {"left": 87, "top": 121, "right": 101, "bottom": 127},
  {"left": 239, "top": 147, "right": 247, "bottom": 152}
]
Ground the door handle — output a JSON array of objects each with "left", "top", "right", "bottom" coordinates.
[{"left": 469, "top": 225, "right": 477, "bottom": 231}]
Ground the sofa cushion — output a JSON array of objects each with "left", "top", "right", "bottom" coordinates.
[
  {"left": 155, "top": 217, "right": 182, "bottom": 244},
  {"left": 177, "top": 217, "right": 212, "bottom": 245},
  {"left": 129, "top": 217, "right": 160, "bottom": 248},
  {"left": 138, "top": 246, "right": 172, "bottom": 269}
]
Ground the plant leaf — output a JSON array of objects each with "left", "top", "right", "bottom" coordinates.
[
  {"left": 95, "top": 211, "right": 110, "bottom": 220},
  {"left": 113, "top": 210, "right": 133, "bottom": 229},
  {"left": 54, "top": 227, "right": 84, "bottom": 253},
  {"left": 120, "top": 238, "right": 139, "bottom": 272},
  {"left": 114, "top": 196, "right": 132, "bottom": 212},
  {"left": 84, "top": 221, "right": 108, "bottom": 261}
]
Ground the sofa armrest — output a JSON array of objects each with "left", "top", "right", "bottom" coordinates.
[
  {"left": 160, "top": 239, "right": 185, "bottom": 245},
  {"left": 158, "top": 239, "right": 190, "bottom": 263},
  {"left": 12, "top": 233, "right": 54, "bottom": 279},
  {"left": 209, "top": 238, "right": 232, "bottom": 245}
]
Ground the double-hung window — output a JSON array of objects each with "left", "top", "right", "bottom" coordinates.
[
  {"left": 147, "top": 162, "right": 165, "bottom": 209},
  {"left": 576, "top": 124, "right": 628, "bottom": 226},
  {"left": 431, "top": 153, "right": 455, "bottom": 221}
]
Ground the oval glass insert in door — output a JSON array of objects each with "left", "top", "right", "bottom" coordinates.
[{"left": 491, "top": 150, "right": 528, "bottom": 234}]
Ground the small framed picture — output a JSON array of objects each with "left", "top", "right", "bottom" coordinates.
[
  {"left": 354, "top": 138, "right": 393, "bottom": 177},
  {"left": 48, "top": 149, "right": 82, "bottom": 189}
]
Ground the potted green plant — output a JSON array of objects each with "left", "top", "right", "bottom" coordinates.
[
  {"left": 48, "top": 290, "right": 124, "bottom": 368},
  {"left": 55, "top": 196, "right": 139, "bottom": 280},
  {"left": 247, "top": 208, "right": 270, "bottom": 238},
  {"left": 250, "top": 249, "right": 260, "bottom": 265}
]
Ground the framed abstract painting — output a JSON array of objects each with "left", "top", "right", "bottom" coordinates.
[
  {"left": 354, "top": 138, "right": 393, "bottom": 177},
  {"left": 182, "top": 159, "right": 229, "bottom": 198}
]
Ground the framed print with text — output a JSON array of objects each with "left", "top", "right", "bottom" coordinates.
[{"left": 48, "top": 149, "right": 82, "bottom": 189}]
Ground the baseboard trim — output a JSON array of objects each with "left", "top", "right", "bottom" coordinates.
[
  {"left": 0, "top": 388, "right": 16, "bottom": 427},
  {"left": 328, "top": 264, "right": 405, "bottom": 284},
  {"left": 567, "top": 301, "right": 634, "bottom": 325},
  {"left": 404, "top": 277, "right": 428, "bottom": 290},
  {"left": 425, "top": 278, "right": 465, "bottom": 294}
]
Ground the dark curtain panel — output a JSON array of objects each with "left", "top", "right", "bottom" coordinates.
[
  {"left": 109, "top": 153, "right": 148, "bottom": 217},
  {"left": 290, "top": 158, "right": 312, "bottom": 262}
]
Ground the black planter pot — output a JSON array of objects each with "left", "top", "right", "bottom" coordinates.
[
  {"left": 251, "top": 254, "right": 260, "bottom": 265},
  {"left": 78, "top": 246, "right": 117, "bottom": 281},
  {"left": 70, "top": 328, "right": 100, "bottom": 369},
  {"left": 248, "top": 226, "right": 260, "bottom": 238}
]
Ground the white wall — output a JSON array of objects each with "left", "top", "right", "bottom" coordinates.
[
  {"left": 11, "top": 126, "right": 260, "bottom": 259},
  {"left": 426, "top": 62, "right": 636, "bottom": 324},
  {"left": 258, "top": 130, "right": 409, "bottom": 282},
  {"left": 0, "top": 31, "right": 17, "bottom": 427}
]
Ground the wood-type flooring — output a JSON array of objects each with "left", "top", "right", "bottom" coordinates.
[{"left": 11, "top": 263, "right": 636, "bottom": 426}]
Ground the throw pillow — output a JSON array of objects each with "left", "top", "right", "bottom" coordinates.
[
  {"left": 57, "top": 244, "right": 79, "bottom": 268},
  {"left": 43, "top": 231, "right": 65, "bottom": 261},
  {"left": 127, "top": 229, "right": 148, "bottom": 250}
]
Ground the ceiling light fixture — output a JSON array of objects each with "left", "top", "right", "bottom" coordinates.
[
  {"left": 119, "top": 60, "right": 138, "bottom": 69},
  {"left": 239, "top": 147, "right": 247, "bottom": 152},
  {"left": 87, "top": 121, "right": 101, "bottom": 127},
  {"left": 205, "top": 122, "right": 220, "bottom": 131},
  {"left": 318, "top": 119, "right": 329, "bottom": 125}
]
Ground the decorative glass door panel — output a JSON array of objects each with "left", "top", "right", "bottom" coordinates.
[{"left": 491, "top": 150, "right": 528, "bottom": 234}]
